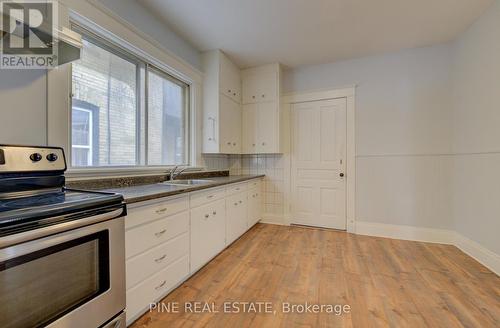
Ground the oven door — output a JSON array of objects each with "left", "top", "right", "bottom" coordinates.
[{"left": 0, "top": 211, "right": 125, "bottom": 328}]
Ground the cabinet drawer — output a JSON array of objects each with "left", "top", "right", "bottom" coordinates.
[
  {"left": 190, "top": 187, "right": 225, "bottom": 208},
  {"left": 126, "top": 255, "right": 189, "bottom": 324},
  {"left": 225, "top": 182, "right": 247, "bottom": 196},
  {"left": 125, "top": 195, "right": 189, "bottom": 229},
  {"left": 247, "top": 179, "right": 262, "bottom": 190},
  {"left": 248, "top": 187, "right": 261, "bottom": 199},
  {"left": 126, "top": 211, "right": 189, "bottom": 259},
  {"left": 126, "top": 232, "right": 189, "bottom": 289}
]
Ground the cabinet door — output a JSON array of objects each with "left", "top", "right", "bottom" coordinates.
[
  {"left": 190, "top": 199, "right": 226, "bottom": 271},
  {"left": 231, "top": 101, "right": 242, "bottom": 153},
  {"left": 255, "top": 72, "right": 277, "bottom": 103},
  {"left": 255, "top": 189, "right": 262, "bottom": 224},
  {"left": 219, "top": 94, "right": 241, "bottom": 154},
  {"left": 219, "top": 53, "right": 241, "bottom": 104},
  {"left": 226, "top": 193, "right": 248, "bottom": 245},
  {"left": 242, "top": 104, "right": 258, "bottom": 154},
  {"left": 257, "top": 102, "right": 278, "bottom": 153},
  {"left": 250, "top": 188, "right": 262, "bottom": 227},
  {"left": 247, "top": 189, "right": 257, "bottom": 227},
  {"left": 242, "top": 75, "right": 259, "bottom": 104}
]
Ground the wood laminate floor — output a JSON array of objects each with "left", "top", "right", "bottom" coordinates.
[{"left": 131, "top": 223, "right": 500, "bottom": 328}]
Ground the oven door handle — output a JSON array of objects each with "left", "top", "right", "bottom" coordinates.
[{"left": 0, "top": 207, "right": 124, "bottom": 249}]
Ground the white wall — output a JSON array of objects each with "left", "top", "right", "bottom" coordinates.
[
  {"left": 0, "top": 70, "right": 47, "bottom": 145},
  {"left": 451, "top": 0, "right": 500, "bottom": 255},
  {"left": 283, "top": 44, "right": 455, "bottom": 230}
]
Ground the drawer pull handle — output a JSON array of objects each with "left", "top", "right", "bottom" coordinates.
[
  {"left": 234, "top": 202, "right": 238, "bottom": 206},
  {"left": 207, "top": 195, "right": 214, "bottom": 199},
  {"left": 155, "top": 280, "right": 167, "bottom": 290},
  {"left": 239, "top": 200, "right": 242, "bottom": 204},
  {"left": 155, "top": 254, "right": 167, "bottom": 263},
  {"left": 156, "top": 208, "right": 167, "bottom": 214},
  {"left": 235, "top": 188, "right": 240, "bottom": 191},
  {"left": 213, "top": 211, "right": 217, "bottom": 215},
  {"left": 155, "top": 229, "right": 167, "bottom": 237},
  {"left": 205, "top": 214, "right": 210, "bottom": 219}
]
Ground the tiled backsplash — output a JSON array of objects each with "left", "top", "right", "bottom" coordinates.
[
  {"left": 202, "top": 154, "right": 286, "bottom": 219},
  {"left": 202, "top": 154, "right": 230, "bottom": 172}
]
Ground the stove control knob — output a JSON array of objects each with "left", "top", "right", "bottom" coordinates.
[
  {"left": 46, "top": 153, "right": 58, "bottom": 162},
  {"left": 30, "top": 153, "right": 43, "bottom": 162}
]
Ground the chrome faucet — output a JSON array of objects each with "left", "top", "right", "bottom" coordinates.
[{"left": 168, "top": 166, "right": 188, "bottom": 181}]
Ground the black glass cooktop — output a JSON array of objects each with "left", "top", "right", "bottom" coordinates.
[{"left": 0, "top": 189, "right": 124, "bottom": 228}]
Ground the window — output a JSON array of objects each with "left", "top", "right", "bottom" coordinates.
[
  {"left": 147, "top": 68, "right": 189, "bottom": 166},
  {"left": 70, "top": 26, "right": 190, "bottom": 169}
]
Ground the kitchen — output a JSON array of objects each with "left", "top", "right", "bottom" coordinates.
[{"left": 0, "top": 0, "right": 499, "bottom": 327}]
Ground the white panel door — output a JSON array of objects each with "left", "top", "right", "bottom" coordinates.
[{"left": 291, "top": 98, "right": 347, "bottom": 230}]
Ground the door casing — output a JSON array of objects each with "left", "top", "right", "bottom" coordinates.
[{"left": 282, "top": 86, "right": 356, "bottom": 232}]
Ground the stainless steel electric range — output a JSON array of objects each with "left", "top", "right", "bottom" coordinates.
[{"left": 0, "top": 145, "right": 127, "bottom": 328}]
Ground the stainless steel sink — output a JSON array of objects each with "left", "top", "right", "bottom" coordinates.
[{"left": 161, "top": 179, "right": 215, "bottom": 186}]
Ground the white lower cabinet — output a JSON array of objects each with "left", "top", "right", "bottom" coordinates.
[
  {"left": 226, "top": 192, "right": 248, "bottom": 245},
  {"left": 126, "top": 233, "right": 189, "bottom": 289},
  {"left": 190, "top": 199, "right": 226, "bottom": 272},
  {"left": 126, "top": 256, "right": 189, "bottom": 324},
  {"left": 247, "top": 187, "right": 262, "bottom": 227},
  {"left": 125, "top": 211, "right": 189, "bottom": 258},
  {"left": 125, "top": 178, "right": 263, "bottom": 326}
]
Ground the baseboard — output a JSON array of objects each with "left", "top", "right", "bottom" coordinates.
[
  {"left": 454, "top": 234, "right": 500, "bottom": 276},
  {"left": 355, "top": 221, "right": 499, "bottom": 276},
  {"left": 260, "top": 214, "right": 287, "bottom": 226},
  {"left": 355, "top": 221, "right": 455, "bottom": 244}
]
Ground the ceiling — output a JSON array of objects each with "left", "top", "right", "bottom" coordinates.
[{"left": 137, "top": 0, "right": 493, "bottom": 68}]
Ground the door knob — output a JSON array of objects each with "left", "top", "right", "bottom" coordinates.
[{"left": 339, "top": 173, "right": 345, "bottom": 177}]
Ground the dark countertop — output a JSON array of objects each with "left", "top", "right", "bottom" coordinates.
[{"left": 105, "top": 175, "right": 265, "bottom": 204}]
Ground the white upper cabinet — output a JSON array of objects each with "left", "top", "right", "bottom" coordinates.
[
  {"left": 219, "top": 94, "right": 242, "bottom": 153},
  {"left": 202, "top": 50, "right": 242, "bottom": 154},
  {"left": 241, "top": 64, "right": 287, "bottom": 154},
  {"left": 242, "top": 103, "right": 258, "bottom": 154},
  {"left": 219, "top": 53, "right": 242, "bottom": 103},
  {"left": 203, "top": 53, "right": 288, "bottom": 155},
  {"left": 242, "top": 71, "right": 277, "bottom": 104},
  {"left": 256, "top": 101, "right": 278, "bottom": 153}
]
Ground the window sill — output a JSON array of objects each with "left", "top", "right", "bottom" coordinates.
[{"left": 65, "top": 166, "right": 206, "bottom": 181}]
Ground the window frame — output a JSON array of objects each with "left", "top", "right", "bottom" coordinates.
[
  {"left": 71, "top": 106, "right": 93, "bottom": 166},
  {"left": 69, "top": 23, "right": 192, "bottom": 171}
]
